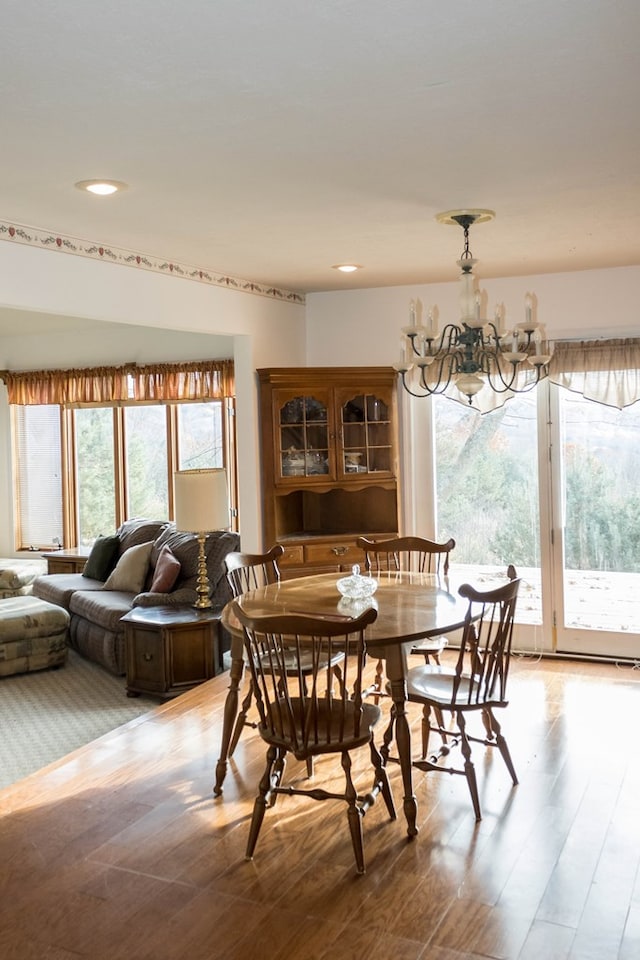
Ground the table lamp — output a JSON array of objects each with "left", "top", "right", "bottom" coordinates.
[{"left": 174, "top": 468, "right": 229, "bottom": 609}]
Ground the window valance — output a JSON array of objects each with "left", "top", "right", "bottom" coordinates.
[
  {"left": 130, "top": 360, "right": 234, "bottom": 402},
  {"left": 548, "top": 338, "right": 640, "bottom": 409},
  {"left": 0, "top": 359, "right": 234, "bottom": 405}
]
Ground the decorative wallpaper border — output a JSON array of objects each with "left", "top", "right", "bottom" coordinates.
[{"left": 0, "top": 219, "right": 305, "bottom": 305}]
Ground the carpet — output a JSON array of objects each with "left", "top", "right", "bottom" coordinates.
[{"left": 0, "top": 648, "right": 158, "bottom": 790}]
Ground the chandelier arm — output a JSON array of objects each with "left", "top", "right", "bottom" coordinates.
[
  {"left": 420, "top": 351, "right": 461, "bottom": 393},
  {"left": 485, "top": 320, "right": 503, "bottom": 345},
  {"left": 476, "top": 341, "right": 512, "bottom": 373},
  {"left": 440, "top": 323, "right": 464, "bottom": 352},
  {"left": 398, "top": 370, "right": 453, "bottom": 399},
  {"left": 407, "top": 332, "right": 421, "bottom": 357},
  {"left": 485, "top": 363, "right": 543, "bottom": 394},
  {"left": 408, "top": 322, "right": 463, "bottom": 359}
]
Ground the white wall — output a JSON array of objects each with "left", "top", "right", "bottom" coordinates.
[
  {"left": 305, "top": 265, "right": 640, "bottom": 366},
  {"left": 0, "top": 241, "right": 307, "bottom": 555}
]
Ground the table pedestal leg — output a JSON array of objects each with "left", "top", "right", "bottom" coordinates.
[
  {"left": 213, "top": 652, "right": 244, "bottom": 796},
  {"left": 385, "top": 646, "right": 418, "bottom": 838}
]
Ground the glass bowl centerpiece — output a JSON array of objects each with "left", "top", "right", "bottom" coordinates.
[{"left": 336, "top": 564, "right": 378, "bottom": 601}]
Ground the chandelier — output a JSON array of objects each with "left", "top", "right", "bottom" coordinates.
[{"left": 394, "top": 209, "right": 552, "bottom": 405}]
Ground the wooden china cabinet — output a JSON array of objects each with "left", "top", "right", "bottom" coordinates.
[{"left": 257, "top": 367, "right": 400, "bottom": 578}]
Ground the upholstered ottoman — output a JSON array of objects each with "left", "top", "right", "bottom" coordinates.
[
  {"left": 0, "top": 596, "right": 69, "bottom": 677},
  {"left": 0, "top": 557, "right": 48, "bottom": 599}
]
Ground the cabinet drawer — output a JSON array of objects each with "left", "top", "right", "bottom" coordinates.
[
  {"left": 279, "top": 545, "right": 304, "bottom": 566},
  {"left": 128, "top": 628, "right": 167, "bottom": 692},
  {"left": 304, "top": 541, "right": 364, "bottom": 565},
  {"left": 281, "top": 564, "right": 340, "bottom": 580}
]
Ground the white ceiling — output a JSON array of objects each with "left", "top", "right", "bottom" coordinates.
[{"left": 2, "top": 0, "right": 639, "bottom": 296}]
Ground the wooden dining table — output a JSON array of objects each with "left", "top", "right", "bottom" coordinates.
[{"left": 215, "top": 569, "right": 473, "bottom": 837}]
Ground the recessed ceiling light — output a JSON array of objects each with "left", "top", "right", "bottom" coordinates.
[
  {"left": 332, "top": 264, "right": 362, "bottom": 273},
  {"left": 75, "top": 180, "right": 128, "bottom": 196}
]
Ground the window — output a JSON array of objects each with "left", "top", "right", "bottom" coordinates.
[
  {"left": 13, "top": 405, "right": 63, "bottom": 550},
  {"left": 13, "top": 399, "right": 235, "bottom": 550},
  {"left": 177, "top": 402, "right": 224, "bottom": 469},
  {"left": 434, "top": 391, "right": 542, "bottom": 625},
  {"left": 75, "top": 408, "right": 116, "bottom": 543},
  {"left": 124, "top": 406, "right": 169, "bottom": 519}
]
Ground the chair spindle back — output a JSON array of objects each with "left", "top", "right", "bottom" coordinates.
[
  {"left": 453, "top": 565, "right": 520, "bottom": 706},
  {"left": 357, "top": 536, "right": 455, "bottom": 576},
  {"left": 224, "top": 544, "right": 284, "bottom": 597},
  {"left": 230, "top": 604, "right": 378, "bottom": 758}
]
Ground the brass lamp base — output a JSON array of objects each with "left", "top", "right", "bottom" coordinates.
[{"left": 194, "top": 532, "right": 213, "bottom": 609}]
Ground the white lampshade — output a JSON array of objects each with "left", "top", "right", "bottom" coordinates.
[{"left": 174, "top": 469, "right": 229, "bottom": 533}]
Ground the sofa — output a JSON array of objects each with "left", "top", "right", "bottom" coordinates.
[{"left": 32, "top": 519, "right": 240, "bottom": 676}]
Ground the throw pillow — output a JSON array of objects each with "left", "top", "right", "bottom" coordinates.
[
  {"left": 149, "top": 546, "right": 181, "bottom": 593},
  {"left": 82, "top": 535, "right": 120, "bottom": 581},
  {"left": 102, "top": 541, "right": 154, "bottom": 594}
]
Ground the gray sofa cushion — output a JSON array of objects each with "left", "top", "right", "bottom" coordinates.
[
  {"left": 117, "top": 518, "right": 173, "bottom": 555},
  {"left": 33, "top": 573, "right": 103, "bottom": 608},
  {"left": 70, "top": 589, "right": 135, "bottom": 632}
]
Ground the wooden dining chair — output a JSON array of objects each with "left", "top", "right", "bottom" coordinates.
[
  {"left": 224, "top": 546, "right": 285, "bottom": 757},
  {"left": 231, "top": 602, "right": 396, "bottom": 874},
  {"left": 404, "top": 565, "right": 520, "bottom": 820},
  {"left": 224, "top": 546, "right": 345, "bottom": 771},
  {"left": 356, "top": 535, "right": 456, "bottom": 698}
]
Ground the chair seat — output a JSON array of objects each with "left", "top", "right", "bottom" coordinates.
[
  {"left": 262, "top": 697, "right": 382, "bottom": 756},
  {"left": 406, "top": 664, "right": 508, "bottom": 710}
]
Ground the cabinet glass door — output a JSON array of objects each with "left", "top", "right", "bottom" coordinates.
[
  {"left": 277, "top": 392, "right": 332, "bottom": 480},
  {"left": 338, "top": 390, "right": 394, "bottom": 479}
]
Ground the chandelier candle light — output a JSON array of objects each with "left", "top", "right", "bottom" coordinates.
[{"left": 395, "top": 209, "right": 552, "bottom": 406}]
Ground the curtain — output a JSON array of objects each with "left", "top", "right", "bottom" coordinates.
[
  {"left": 548, "top": 338, "right": 640, "bottom": 409},
  {"left": 131, "top": 359, "right": 234, "bottom": 401},
  {"left": 0, "top": 365, "right": 130, "bottom": 405},
  {"left": 0, "top": 359, "right": 234, "bottom": 405}
]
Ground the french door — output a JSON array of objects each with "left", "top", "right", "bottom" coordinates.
[
  {"left": 550, "top": 387, "right": 640, "bottom": 660},
  {"left": 423, "top": 382, "right": 640, "bottom": 661}
]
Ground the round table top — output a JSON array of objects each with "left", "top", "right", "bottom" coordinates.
[{"left": 222, "top": 570, "right": 471, "bottom": 651}]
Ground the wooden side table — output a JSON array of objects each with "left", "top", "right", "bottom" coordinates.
[
  {"left": 122, "top": 606, "right": 222, "bottom": 700},
  {"left": 41, "top": 548, "right": 91, "bottom": 574}
]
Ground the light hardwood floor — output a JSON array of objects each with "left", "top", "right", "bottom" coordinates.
[{"left": 1, "top": 653, "right": 639, "bottom": 960}]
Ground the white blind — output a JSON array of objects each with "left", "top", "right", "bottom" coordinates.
[{"left": 14, "top": 405, "right": 63, "bottom": 549}]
